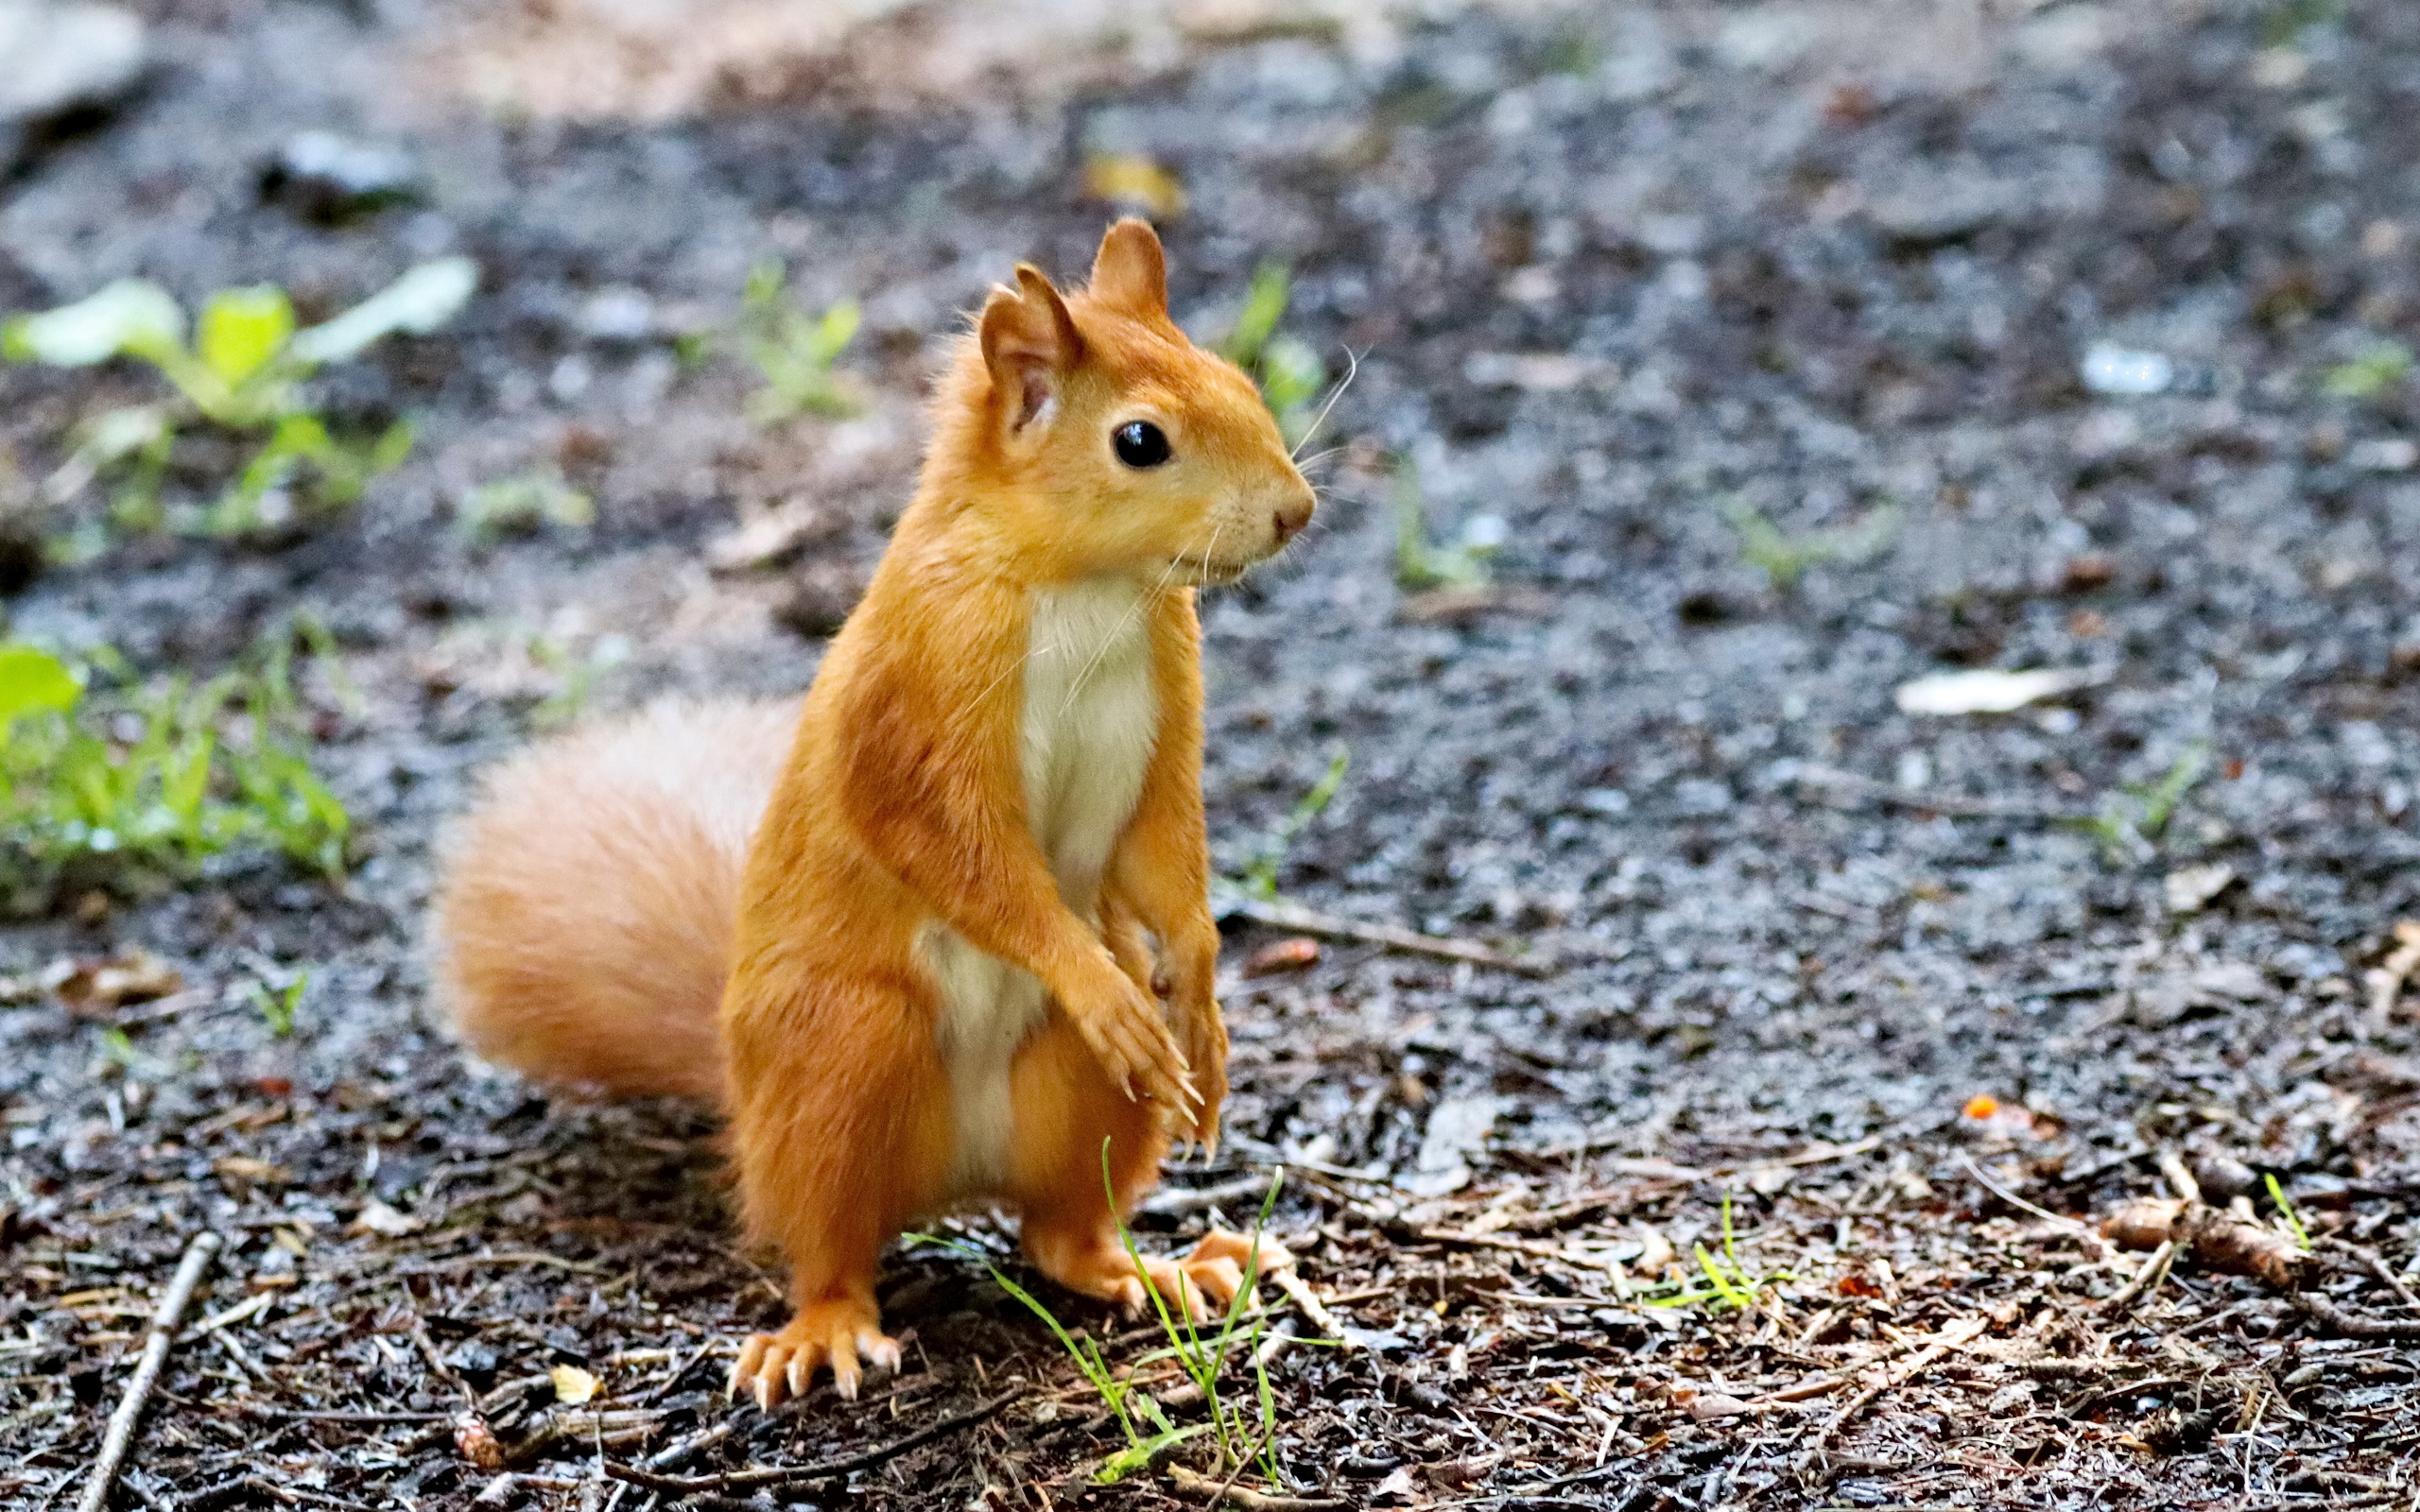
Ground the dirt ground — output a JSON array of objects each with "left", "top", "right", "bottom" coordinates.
[{"left": 5, "top": 0, "right": 2420, "bottom": 1507}]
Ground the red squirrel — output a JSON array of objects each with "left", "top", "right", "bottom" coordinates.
[{"left": 434, "top": 220, "right": 1316, "bottom": 1407}]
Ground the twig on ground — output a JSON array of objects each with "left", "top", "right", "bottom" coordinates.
[
  {"left": 2156, "top": 1150, "right": 2203, "bottom": 1206},
  {"left": 607, "top": 1386, "right": 1020, "bottom": 1496},
  {"left": 1718, "top": 1137, "right": 1885, "bottom": 1183},
  {"left": 77, "top": 1230, "right": 223, "bottom": 1512},
  {"left": 1165, "top": 1465, "right": 1344, "bottom": 1510},
  {"left": 1254, "top": 1318, "right": 1300, "bottom": 1370},
  {"left": 1788, "top": 764, "right": 2075, "bottom": 821},
  {"left": 181, "top": 1290, "right": 275, "bottom": 1341},
  {"left": 2321, "top": 1236, "right": 2420, "bottom": 1313},
  {"left": 1794, "top": 1315, "right": 1988, "bottom": 1484},
  {"left": 1219, "top": 896, "right": 1554, "bottom": 977},
  {"left": 1960, "top": 1155, "right": 2115, "bottom": 1263},
  {"left": 1416, "top": 1226, "right": 1632, "bottom": 1283},
  {"left": 407, "top": 1314, "right": 478, "bottom": 1406},
  {"left": 638, "top": 1341, "right": 722, "bottom": 1405},
  {"left": 1145, "top": 1174, "right": 1278, "bottom": 1216},
  {"left": 2103, "top": 1240, "right": 2179, "bottom": 1312},
  {"left": 1271, "top": 1266, "right": 1349, "bottom": 1346},
  {"left": 2290, "top": 1292, "right": 2420, "bottom": 1340},
  {"left": 232, "top": 1405, "right": 455, "bottom": 1424}
]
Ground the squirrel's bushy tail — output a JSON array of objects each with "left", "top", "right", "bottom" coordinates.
[{"left": 431, "top": 700, "right": 799, "bottom": 1106}]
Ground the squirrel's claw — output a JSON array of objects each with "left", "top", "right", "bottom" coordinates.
[{"left": 729, "top": 1301, "right": 898, "bottom": 1412}]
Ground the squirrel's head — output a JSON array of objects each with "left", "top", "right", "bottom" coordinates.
[{"left": 942, "top": 219, "right": 1316, "bottom": 585}]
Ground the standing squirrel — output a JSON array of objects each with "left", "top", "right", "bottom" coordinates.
[{"left": 433, "top": 220, "right": 1317, "bottom": 1407}]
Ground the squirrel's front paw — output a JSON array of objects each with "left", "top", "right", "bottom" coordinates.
[
  {"left": 1169, "top": 996, "right": 1229, "bottom": 1151},
  {"left": 1067, "top": 971, "right": 1197, "bottom": 1111},
  {"left": 729, "top": 1297, "right": 900, "bottom": 1409}
]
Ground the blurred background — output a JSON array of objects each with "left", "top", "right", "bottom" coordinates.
[{"left": 6, "top": 1, "right": 2420, "bottom": 1506}]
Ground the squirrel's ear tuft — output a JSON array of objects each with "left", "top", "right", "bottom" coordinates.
[
  {"left": 1088, "top": 218, "right": 1167, "bottom": 316},
  {"left": 979, "top": 265, "right": 1083, "bottom": 431}
]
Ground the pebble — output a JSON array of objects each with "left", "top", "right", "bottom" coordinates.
[
  {"left": 264, "top": 129, "right": 423, "bottom": 220},
  {"left": 0, "top": 0, "right": 147, "bottom": 132}
]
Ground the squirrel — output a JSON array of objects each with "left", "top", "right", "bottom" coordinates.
[{"left": 433, "top": 220, "right": 1317, "bottom": 1408}]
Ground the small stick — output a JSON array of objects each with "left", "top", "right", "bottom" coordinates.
[
  {"left": 2291, "top": 1292, "right": 2420, "bottom": 1340},
  {"left": 1960, "top": 1155, "right": 2115, "bottom": 1263},
  {"left": 1270, "top": 1268, "right": 1347, "bottom": 1348},
  {"left": 638, "top": 1341, "right": 722, "bottom": 1406},
  {"left": 2322, "top": 1236, "right": 2420, "bottom": 1313},
  {"left": 608, "top": 1386, "right": 1020, "bottom": 1495},
  {"left": 1165, "top": 1465, "right": 1344, "bottom": 1511},
  {"left": 407, "top": 1314, "right": 477, "bottom": 1406},
  {"left": 1416, "top": 1227, "right": 1632, "bottom": 1281},
  {"left": 78, "top": 1231, "right": 223, "bottom": 1512},
  {"left": 2156, "top": 1151, "right": 2203, "bottom": 1207},
  {"left": 2103, "top": 1240, "right": 2178, "bottom": 1312},
  {"left": 1795, "top": 1315, "right": 1987, "bottom": 1483},
  {"left": 1788, "top": 764, "right": 2074, "bottom": 822},
  {"left": 1144, "top": 1175, "right": 1275, "bottom": 1216},
  {"left": 232, "top": 1405, "right": 455, "bottom": 1425},
  {"left": 1219, "top": 897, "right": 1554, "bottom": 978},
  {"left": 1253, "top": 1319, "right": 1300, "bottom": 1370}
]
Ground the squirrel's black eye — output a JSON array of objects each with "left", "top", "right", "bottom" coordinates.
[{"left": 1113, "top": 421, "right": 1171, "bottom": 469}]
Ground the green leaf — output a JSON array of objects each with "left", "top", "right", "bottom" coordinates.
[
  {"left": 1224, "top": 263, "right": 1290, "bottom": 369},
  {"left": 0, "top": 644, "right": 81, "bottom": 727},
  {"left": 367, "top": 419, "right": 417, "bottom": 473},
  {"left": 198, "top": 286, "right": 297, "bottom": 387},
  {"left": 1092, "top": 1425, "right": 1208, "bottom": 1484},
  {"left": 3, "top": 280, "right": 187, "bottom": 367},
  {"left": 163, "top": 732, "right": 215, "bottom": 823},
  {"left": 289, "top": 256, "right": 478, "bottom": 365},
  {"left": 811, "top": 300, "right": 861, "bottom": 364},
  {"left": 2322, "top": 340, "right": 2412, "bottom": 400},
  {"left": 1261, "top": 335, "right": 1325, "bottom": 417}
]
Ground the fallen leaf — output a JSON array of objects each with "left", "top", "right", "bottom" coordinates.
[
  {"left": 549, "top": 1364, "right": 599, "bottom": 1404},
  {"left": 1632, "top": 1224, "right": 1678, "bottom": 1279},
  {"left": 1963, "top": 1093, "right": 2000, "bottom": 1120},
  {"left": 48, "top": 951, "right": 183, "bottom": 1019},
  {"left": 2164, "top": 864, "right": 2237, "bottom": 914},
  {"left": 1243, "top": 936, "right": 1321, "bottom": 976},
  {"left": 351, "top": 1198, "right": 421, "bottom": 1237},
  {"left": 1369, "top": 1466, "right": 1423, "bottom": 1503},
  {"left": 706, "top": 499, "right": 840, "bottom": 574},
  {"left": 1687, "top": 1392, "right": 1753, "bottom": 1420},
  {"left": 1893, "top": 666, "right": 2097, "bottom": 715},
  {"left": 1082, "top": 155, "right": 1185, "bottom": 220},
  {"left": 2100, "top": 1196, "right": 2307, "bottom": 1286}
]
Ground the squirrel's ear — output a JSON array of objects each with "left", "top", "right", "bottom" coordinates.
[
  {"left": 979, "top": 266, "right": 1083, "bottom": 432},
  {"left": 1088, "top": 218, "right": 1167, "bottom": 316}
]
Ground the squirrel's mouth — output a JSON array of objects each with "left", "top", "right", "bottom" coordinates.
[{"left": 1167, "top": 557, "right": 1259, "bottom": 587}]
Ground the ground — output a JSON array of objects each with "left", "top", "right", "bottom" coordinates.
[{"left": 4, "top": 0, "right": 2420, "bottom": 1507}]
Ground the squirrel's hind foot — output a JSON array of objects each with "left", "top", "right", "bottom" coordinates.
[
  {"left": 729, "top": 1297, "right": 900, "bottom": 1410},
  {"left": 1027, "top": 1225, "right": 1293, "bottom": 1322}
]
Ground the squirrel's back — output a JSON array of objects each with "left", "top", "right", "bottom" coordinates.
[{"left": 431, "top": 699, "right": 799, "bottom": 1104}]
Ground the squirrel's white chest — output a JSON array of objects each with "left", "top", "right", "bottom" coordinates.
[
  {"left": 1016, "top": 579, "right": 1160, "bottom": 904},
  {"left": 923, "top": 578, "right": 1159, "bottom": 1194}
]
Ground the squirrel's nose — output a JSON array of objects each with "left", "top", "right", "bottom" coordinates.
[{"left": 1272, "top": 488, "right": 1315, "bottom": 543}]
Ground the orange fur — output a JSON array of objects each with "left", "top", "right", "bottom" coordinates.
[{"left": 431, "top": 221, "right": 1315, "bottom": 1407}]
